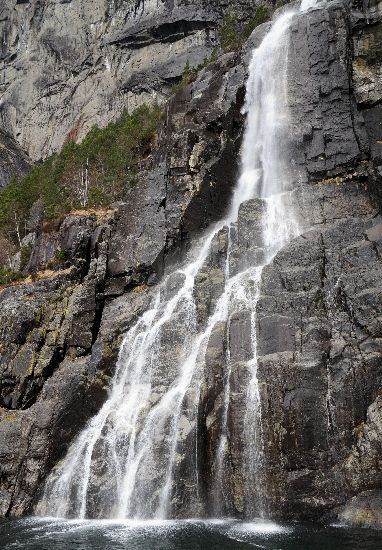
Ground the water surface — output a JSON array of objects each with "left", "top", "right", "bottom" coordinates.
[{"left": 1, "top": 518, "right": 381, "bottom": 550}]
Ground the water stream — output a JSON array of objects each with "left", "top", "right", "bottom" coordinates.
[{"left": 37, "top": 0, "right": 321, "bottom": 521}]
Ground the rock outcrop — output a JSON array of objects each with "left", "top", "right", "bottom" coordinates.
[
  {"left": 254, "top": 0, "right": 382, "bottom": 522},
  {"left": 338, "top": 490, "right": 382, "bottom": 528},
  {"left": 187, "top": 0, "right": 382, "bottom": 524}
]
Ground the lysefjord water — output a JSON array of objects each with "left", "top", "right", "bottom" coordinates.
[{"left": 1, "top": 519, "right": 382, "bottom": 550}]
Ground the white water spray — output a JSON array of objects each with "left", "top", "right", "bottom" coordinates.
[
  {"left": 36, "top": 1, "right": 323, "bottom": 520},
  {"left": 300, "top": 0, "right": 323, "bottom": 11}
]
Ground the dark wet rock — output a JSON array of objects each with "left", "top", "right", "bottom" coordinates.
[
  {"left": 199, "top": 321, "right": 227, "bottom": 506},
  {"left": 0, "top": 209, "right": 114, "bottom": 412},
  {"left": 0, "top": 208, "right": 117, "bottom": 514},
  {"left": 229, "top": 199, "right": 266, "bottom": 276},
  {"left": 194, "top": 227, "right": 229, "bottom": 326},
  {"left": 338, "top": 490, "right": 382, "bottom": 528},
  {"left": 201, "top": 0, "right": 382, "bottom": 523},
  {"left": 0, "top": 355, "right": 107, "bottom": 517},
  {"left": 287, "top": 3, "right": 369, "bottom": 181},
  {"left": 0, "top": 42, "right": 248, "bottom": 515},
  {"left": 108, "top": 52, "right": 245, "bottom": 282},
  {"left": 248, "top": 1, "right": 382, "bottom": 521},
  {"left": 256, "top": 207, "right": 382, "bottom": 520}
]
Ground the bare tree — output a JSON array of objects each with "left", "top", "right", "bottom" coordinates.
[
  {"left": 0, "top": 237, "right": 16, "bottom": 269},
  {"left": 79, "top": 157, "right": 89, "bottom": 207}
]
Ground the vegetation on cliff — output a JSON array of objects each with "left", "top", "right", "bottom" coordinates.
[
  {"left": 173, "top": 4, "right": 272, "bottom": 94},
  {"left": 0, "top": 268, "right": 23, "bottom": 286},
  {"left": 171, "top": 55, "right": 218, "bottom": 93},
  {"left": 0, "top": 104, "right": 163, "bottom": 251},
  {"left": 219, "top": 5, "right": 271, "bottom": 52}
]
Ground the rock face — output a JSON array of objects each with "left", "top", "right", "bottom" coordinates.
[
  {"left": 254, "top": 0, "right": 382, "bottom": 522},
  {"left": 338, "top": 490, "right": 382, "bottom": 528},
  {"left": 0, "top": 25, "right": 246, "bottom": 516},
  {"left": 0, "top": 130, "right": 31, "bottom": 189},
  {"left": 0, "top": 0, "right": 265, "bottom": 161},
  {"left": 107, "top": 51, "right": 245, "bottom": 285},
  {"left": 0, "top": 0, "right": 382, "bottom": 528}
]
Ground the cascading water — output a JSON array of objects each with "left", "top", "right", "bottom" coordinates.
[
  {"left": 300, "top": 0, "right": 324, "bottom": 10},
  {"left": 37, "top": 0, "right": 320, "bottom": 520}
]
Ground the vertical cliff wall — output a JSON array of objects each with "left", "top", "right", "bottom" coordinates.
[
  {"left": 0, "top": 0, "right": 264, "bottom": 162},
  {"left": 0, "top": 0, "right": 381, "bottom": 527},
  {"left": 256, "top": 0, "right": 382, "bottom": 522}
]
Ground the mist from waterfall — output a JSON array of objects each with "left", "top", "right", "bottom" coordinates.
[{"left": 36, "top": 0, "right": 321, "bottom": 521}]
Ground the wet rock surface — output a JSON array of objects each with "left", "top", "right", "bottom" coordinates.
[
  {"left": 252, "top": 0, "right": 382, "bottom": 523},
  {"left": 107, "top": 51, "right": 245, "bottom": 284},
  {"left": 338, "top": 489, "right": 382, "bottom": 528},
  {"left": 0, "top": 0, "right": 382, "bottom": 527},
  {"left": 0, "top": 24, "right": 246, "bottom": 516},
  {"left": 257, "top": 197, "right": 382, "bottom": 520}
]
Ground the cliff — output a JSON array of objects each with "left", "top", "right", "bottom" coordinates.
[
  {"left": 0, "top": 0, "right": 262, "bottom": 164},
  {"left": 0, "top": 0, "right": 381, "bottom": 528},
  {"left": 0, "top": 131, "right": 31, "bottom": 190}
]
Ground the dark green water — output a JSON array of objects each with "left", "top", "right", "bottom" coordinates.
[{"left": 0, "top": 518, "right": 381, "bottom": 550}]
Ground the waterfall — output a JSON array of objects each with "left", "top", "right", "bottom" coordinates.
[
  {"left": 36, "top": 0, "right": 320, "bottom": 520},
  {"left": 300, "top": 0, "right": 324, "bottom": 11}
]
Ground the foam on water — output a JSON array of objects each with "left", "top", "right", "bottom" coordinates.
[{"left": 229, "top": 521, "right": 292, "bottom": 535}]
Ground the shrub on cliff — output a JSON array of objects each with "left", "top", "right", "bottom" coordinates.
[
  {"left": 219, "top": 5, "right": 271, "bottom": 52},
  {"left": 0, "top": 268, "right": 23, "bottom": 286},
  {"left": 0, "top": 104, "right": 163, "bottom": 246},
  {"left": 171, "top": 52, "right": 219, "bottom": 94}
]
